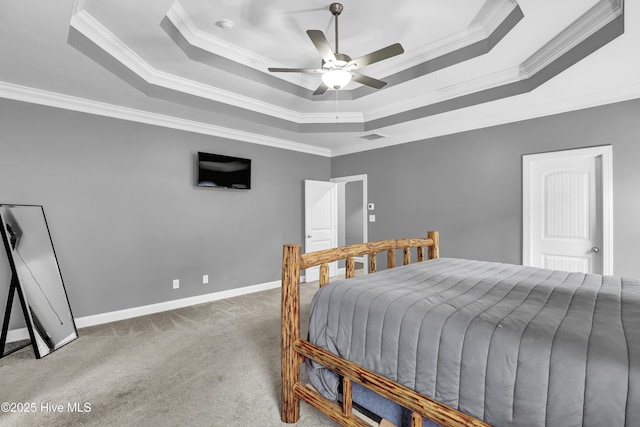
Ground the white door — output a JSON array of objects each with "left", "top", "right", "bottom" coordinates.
[
  {"left": 305, "top": 180, "right": 338, "bottom": 282},
  {"left": 523, "top": 146, "right": 613, "bottom": 274}
]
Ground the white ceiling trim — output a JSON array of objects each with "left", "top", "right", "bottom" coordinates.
[
  {"left": 473, "top": 0, "right": 520, "bottom": 35},
  {"left": 332, "top": 81, "right": 640, "bottom": 157},
  {"left": 2, "top": 78, "right": 638, "bottom": 159},
  {"left": 71, "top": 9, "right": 363, "bottom": 126},
  {"left": 167, "top": 0, "right": 519, "bottom": 91},
  {"left": 166, "top": 1, "right": 317, "bottom": 90},
  {"left": 70, "top": 1, "right": 621, "bottom": 129},
  {"left": 364, "top": 0, "right": 519, "bottom": 78},
  {"left": 70, "top": 10, "right": 301, "bottom": 122},
  {"left": 0, "top": 81, "right": 331, "bottom": 157},
  {"left": 521, "top": 0, "right": 623, "bottom": 77},
  {"left": 362, "top": 25, "right": 487, "bottom": 78},
  {"left": 71, "top": 0, "right": 87, "bottom": 15},
  {"left": 70, "top": 8, "right": 522, "bottom": 128},
  {"left": 366, "top": 0, "right": 621, "bottom": 122},
  {"left": 364, "top": 66, "right": 523, "bottom": 122}
]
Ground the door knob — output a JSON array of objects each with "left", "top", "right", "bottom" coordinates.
[
  {"left": 591, "top": 247, "right": 600, "bottom": 253},
  {"left": 307, "top": 235, "right": 312, "bottom": 238}
]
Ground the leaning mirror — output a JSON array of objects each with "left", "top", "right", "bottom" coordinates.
[{"left": 0, "top": 204, "right": 77, "bottom": 358}]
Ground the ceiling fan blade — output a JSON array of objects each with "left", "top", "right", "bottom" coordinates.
[
  {"left": 268, "top": 67, "right": 324, "bottom": 73},
  {"left": 351, "top": 72, "right": 387, "bottom": 89},
  {"left": 313, "top": 82, "right": 329, "bottom": 95},
  {"left": 306, "top": 30, "right": 336, "bottom": 63},
  {"left": 347, "top": 43, "right": 404, "bottom": 69}
]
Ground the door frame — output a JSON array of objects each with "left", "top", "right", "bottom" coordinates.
[
  {"left": 331, "top": 174, "right": 368, "bottom": 246},
  {"left": 522, "top": 145, "right": 613, "bottom": 274},
  {"left": 331, "top": 174, "right": 368, "bottom": 272}
]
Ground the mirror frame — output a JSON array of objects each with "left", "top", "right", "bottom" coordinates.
[{"left": 0, "top": 204, "right": 78, "bottom": 358}]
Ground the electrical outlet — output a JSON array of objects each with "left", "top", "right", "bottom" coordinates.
[
  {"left": 173, "top": 279, "right": 179, "bottom": 289},
  {"left": 203, "top": 275, "right": 209, "bottom": 284}
]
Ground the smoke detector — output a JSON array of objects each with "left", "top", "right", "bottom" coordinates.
[{"left": 215, "top": 19, "right": 234, "bottom": 30}]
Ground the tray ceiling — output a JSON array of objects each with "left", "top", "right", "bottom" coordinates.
[{"left": 1, "top": 0, "right": 638, "bottom": 156}]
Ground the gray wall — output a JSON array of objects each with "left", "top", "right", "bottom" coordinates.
[
  {"left": 331, "top": 98, "right": 640, "bottom": 279},
  {"left": 3, "top": 95, "right": 639, "bottom": 327},
  {"left": 0, "top": 98, "right": 329, "bottom": 320}
]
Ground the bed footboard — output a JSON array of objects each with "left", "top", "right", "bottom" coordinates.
[{"left": 281, "top": 231, "right": 489, "bottom": 427}]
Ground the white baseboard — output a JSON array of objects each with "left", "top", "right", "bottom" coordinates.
[
  {"left": 4, "top": 280, "right": 282, "bottom": 343},
  {"left": 5, "top": 328, "right": 30, "bottom": 343}
]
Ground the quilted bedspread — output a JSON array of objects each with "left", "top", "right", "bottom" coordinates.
[{"left": 306, "top": 258, "right": 640, "bottom": 427}]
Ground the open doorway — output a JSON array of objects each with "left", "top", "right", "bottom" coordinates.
[
  {"left": 303, "top": 175, "right": 368, "bottom": 281},
  {"left": 332, "top": 175, "right": 368, "bottom": 275}
]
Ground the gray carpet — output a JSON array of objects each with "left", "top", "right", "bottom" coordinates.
[{"left": 0, "top": 281, "right": 338, "bottom": 427}]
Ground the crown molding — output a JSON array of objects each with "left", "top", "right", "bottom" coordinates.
[
  {"left": 166, "top": 1, "right": 270, "bottom": 72},
  {"left": 166, "top": 1, "right": 318, "bottom": 90},
  {"left": 0, "top": 81, "right": 331, "bottom": 157},
  {"left": 71, "top": 10, "right": 365, "bottom": 126},
  {"left": 364, "top": 66, "right": 523, "bottom": 122},
  {"left": 167, "top": 0, "right": 520, "bottom": 91},
  {"left": 521, "top": 0, "right": 623, "bottom": 77},
  {"left": 70, "top": 7, "right": 522, "bottom": 128},
  {"left": 364, "top": 0, "right": 520, "bottom": 78},
  {"left": 69, "top": 1, "right": 622, "bottom": 131},
  {"left": 71, "top": 0, "right": 87, "bottom": 15},
  {"left": 362, "top": 25, "right": 486, "bottom": 79},
  {"left": 471, "top": 0, "right": 520, "bottom": 36},
  {"left": 331, "top": 82, "right": 640, "bottom": 157},
  {"left": 2, "top": 79, "right": 638, "bottom": 159},
  {"left": 70, "top": 10, "right": 320, "bottom": 124},
  {"left": 39, "top": 0, "right": 629, "bottom": 154},
  {"left": 361, "top": 0, "right": 623, "bottom": 123},
  {"left": 71, "top": 10, "right": 156, "bottom": 80}
]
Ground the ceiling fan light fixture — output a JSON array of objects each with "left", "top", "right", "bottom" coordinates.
[{"left": 321, "top": 69, "right": 352, "bottom": 90}]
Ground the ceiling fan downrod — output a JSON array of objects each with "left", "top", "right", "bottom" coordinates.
[{"left": 330, "top": 3, "right": 343, "bottom": 54}]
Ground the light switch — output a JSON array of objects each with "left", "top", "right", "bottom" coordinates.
[
  {"left": 368, "top": 203, "right": 375, "bottom": 210},
  {"left": 369, "top": 214, "right": 376, "bottom": 222}
]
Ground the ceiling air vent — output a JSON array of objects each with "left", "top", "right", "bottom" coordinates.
[{"left": 359, "top": 133, "right": 387, "bottom": 141}]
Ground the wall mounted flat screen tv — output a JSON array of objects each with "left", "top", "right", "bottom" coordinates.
[{"left": 197, "top": 152, "right": 251, "bottom": 189}]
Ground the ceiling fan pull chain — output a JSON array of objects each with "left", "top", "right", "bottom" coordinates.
[{"left": 336, "top": 89, "right": 339, "bottom": 123}]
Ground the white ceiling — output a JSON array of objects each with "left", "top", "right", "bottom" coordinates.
[{"left": 1, "top": 0, "right": 638, "bottom": 157}]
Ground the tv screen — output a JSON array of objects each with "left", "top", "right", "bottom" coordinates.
[{"left": 197, "top": 152, "right": 251, "bottom": 189}]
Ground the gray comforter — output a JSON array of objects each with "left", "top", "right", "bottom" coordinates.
[{"left": 306, "top": 258, "right": 640, "bottom": 427}]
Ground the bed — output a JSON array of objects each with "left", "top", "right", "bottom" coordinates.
[{"left": 280, "top": 231, "right": 639, "bottom": 427}]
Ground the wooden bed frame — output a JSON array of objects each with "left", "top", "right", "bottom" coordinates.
[{"left": 281, "top": 231, "right": 491, "bottom": 427}]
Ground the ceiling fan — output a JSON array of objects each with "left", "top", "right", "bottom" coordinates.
[{"left": 268, "top": 2, "right": 404, "bottom": 95}]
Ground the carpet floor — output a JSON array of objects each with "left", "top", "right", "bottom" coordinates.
[{"left": 0, "top": 281, "right": 339, "bottom": 427}]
